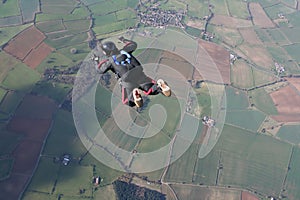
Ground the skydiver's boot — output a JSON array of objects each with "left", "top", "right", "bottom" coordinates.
[
  {"left": 133, "top": 88, "right": 143, "bottom": 108},
  {"left": 157, "top": 79, "right": 171, "bottom": 97}
]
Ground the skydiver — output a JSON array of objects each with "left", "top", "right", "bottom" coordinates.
[{"left": 93, "top": 37, "right": 171, "bottom": 108}]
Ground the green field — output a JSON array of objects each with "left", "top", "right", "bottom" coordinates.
[
  {"left": 264, "top": 3, "right": 295, "bottom": 19},
  {"left": 0, "top": 91, "right": 25, "bottom": 117},
  {"left": 225, "top": 110, "right": 266, "bottom": 132},
  {"left": 285, "top": 147, "right": 300, "bottom": 200},
  {"left": 26, "top": 157, "right": 60, "bottom": 193},
  {"left": 171, "top": 184, "right": 242, "bottom": 200},
  {"left": 227, "top": 0, "right": 249, "bottom": 19},
  {"left": 277, "top": 125, "right": 300, "bottom": 145},
  {"left": 267, "top": 29, "right": 290, "bottom": 46},
  {"left": 252, "top": 67, "right": 277, "bottom": 87},
  {"left": 283, "top": 43, "right": 300, "bottom": 63},
  {"left": 32, "top": 81, "right": 72, "bottom": 103},
  {"left": 165, "top": 143, "right": 199, "bottom": 183},
  {"left": 136, "top": 131, "right": 171, "bottom": 153},
  {"left": 208, "top": 0, "right": 227, "bottom": 16},
  {"left": 186, "top": 0, "right": 210, "bottom": 18},
  {"left": 217, "top": 125, "right": 291, "bottom": 196},
  {"left": 36, "top": 52, "right": 73, "bottom": 74},
  {"left": 0, "top": 0, "right": 20, "bottom": 18},
  {"left": 0, "top": 87, "right": 7, "bottom": 103},
  {"left": 36, "top": 20, "right": 65, "bottom": 33},
  {"left": 212, "top": 26, "right": 243, "bottom": 47},
  {"left": 225, "top": 87, "right": 249, "bottom": 111},
  {"left": 20, "top": 0, "right": 39, "bottom": 22},
  {"left": 0, "top": 24, "right": 31, "bottom": 46},
  {"left": 43, "top": 110, "right": 87, "bottom": 157},
  {"left": 95, "top": 85, "right": 113, "bottom": 116},
  {"left": 249, "top": 88, "right": 278, "bottom": 115},
  {"left": 231, "top": 60, "right": 254, "bottom": 89},
  {"left": 1, "top": 63, "right": 40, "bottom": 92},
  {"left": 0, "top": 52, "right": 20, "bottom": 82},
  {"left": 57, "top": 43, "right": 90, "bottom": 62}
]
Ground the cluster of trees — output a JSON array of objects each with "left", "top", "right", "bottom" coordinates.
[{"left": 113, "top": 180, "right": 166, "bottom": 200}]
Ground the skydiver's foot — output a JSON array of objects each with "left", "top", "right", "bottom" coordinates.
[
  {"left": 133, "top": 88, "right": 143, "bottom": 108},
  {"left": 157, "top": 79, "right": 171, "bottom": 97}
]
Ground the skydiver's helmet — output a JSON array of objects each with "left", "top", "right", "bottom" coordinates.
[{"left": 100, "top": 41, "right": 118, "bottom": 56}]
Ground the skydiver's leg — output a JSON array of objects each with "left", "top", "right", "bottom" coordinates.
[
  {"left": 122, "top": 85, "right": 142, "bottom": 107},
  {"left": 140, "top": 79, "right": 171, "bottom": 97}
]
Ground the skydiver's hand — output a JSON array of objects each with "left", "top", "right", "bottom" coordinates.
[{"left": 118, "top": 36, "right": 125, "bottom": 43}]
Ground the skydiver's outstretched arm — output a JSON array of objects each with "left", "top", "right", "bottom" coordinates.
[
  {"left": 119, "top": 37, "right": 137, "bottom": 54},
  {"left": 94, "top": 57, "right": 113, "bottom": 74}
]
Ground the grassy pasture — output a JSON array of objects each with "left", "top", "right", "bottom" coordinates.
[
  {"left": 36, "top": 52, "right": 73, "bottom": 74},
  {"left": 212, "top": 26, "right": 243, "bottom": 47},
  {"left": 208, "top": 0, "right": 227, "bottom": 15},
  {"left": 94, "top": 184, "right": 117, "bottom": 200},
  {"left": 171, "top": 184, "right": 241, "bottom": 200},
  {"left": 127, "top": 0, "right": 139, "bottom": 9},
  {"left": 277, "top": 125, "right": 300, "bottom": 145},
  {"left": 217, "top": 125, "right": 291, "bottom": 196},
  {"left": 0, "top": 52, "right": 20, "bottom": 82},
  {"left": 136, "top": 131, "right": 171, "bottom": 153},
  {"left": 165, "top": 143, "right": 199, "bottom": 183},
  {"left": 186, "top": 0, "right": 210, "bottom": 18},
  {"left": 140, "top": 95, "right": 181, "bottom": 136},
  {"left": 0, "top": 91, "right": 24, "bottom": 116},
  {"left": 41, "top": 5, "right": 75, "bottom": 15},
  {"left": 159, "top": 0, "right": 186, "bottom": 10},
  {"left": 264, "top": 3, "right": 295, "bottom": 19},
  {"left": 93, "top": 19, "right": 136, "bottom": 36},
  {"left": 252, "top": 68, "right": 277, "bottom": 87},
  {"left": 1, "top": 63, "right": 40, "bottom": 92},
  {"left": 249, "top": 88, "right": 278, "bottom": 115},
  {"left": 283, "top": 43, "right": 300, "bottom": 63},
  {"left": 36, "top": 6, "right": 89, "bottom": 22},
  {"left": 32, "top": 81, "right": 71, "bottom": 103},
  {"left": 95, "top": 84, "right": 113, "bottom": 116},
  {"left": 286, "top": 11, "right": 300, "bottom": 28},
  {"left": 57, "top": 42, "right": 90, "bottom": 62},
  {"left": 225, "top": 110, "right": 266, "bottom": 132},
  {"left": 193, "top": 149, "right": 219, "bottom": 185},
  {"left": 45, "top": 32, "right": 88, "bottom": 49},
  {"left": 0, "top": 87, "right": 7, "bottom": 103},
  {"left": 79, "top": 153, "right": 123, "bottom": 185},
  {"left": 101, "top": 118, "right": 140, "bottom": 152},
  {"left": 90, "top": 1, "right": 126, "bottom": 16},
  {"left": 36, "top": 20, "right": 65, "bottom": 33},
  {"left": 280, "top": 27, "right": 300, "bottom": 43},
  {"left": 22, "top": 192, "right": 57, "bottom": 200},
  {"left": 0, "top": 0, "right": 20, "bottom": 18},
  {"left": 267, "top": 29, "right": 291, "bottom": 45},
  {"left": 227, "top": 0, "right": 249, "bottom": 19},
  {"left": 64, "top": 19, "right": 90, "bottom": 32},
  {"left": 225, "top": 87, "right": 249, "bottom": 111},
  {"left": 26, "top": 157, "right": 59, "bottom": 193},
  {"left": 20, "top": 0, "right": 39, "bottom": 22},
  {"left": 231, "top": 60, "right": 254, "bottom": 89},
  {"left": 267, "top": 45, "right": 291, "bottom": 65},
  {"left": 285, "top": 147, "right": 300, "bottom": 200},
  {"left": 0, "top": 24, "right": 31, "bottom": 46},
  {"left": 43, "top": 110, "right": 87, "bottom": 157},
  {"left": 115, "top": 9, "right": 136, "bottom": 21},
  {"left": 54, "top": 164, "right": 93, "bottom": 197},
  {"left": 255, "top": 28, "right": 272, "bottom": 43},
  {"left": 94, "top": 13, "right": 117, "bottom": 26}
]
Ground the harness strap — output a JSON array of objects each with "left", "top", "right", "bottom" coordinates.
[{"left": 112, "top": 50, "right": 131, "bottom": 66}]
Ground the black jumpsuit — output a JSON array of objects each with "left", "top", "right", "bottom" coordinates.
[{"left": 96, "top": 39, "right": 160, "bottom": 107}]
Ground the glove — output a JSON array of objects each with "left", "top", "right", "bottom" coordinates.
[{"left": 118, "top": 36, "right": 125, "bottom": 42}]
